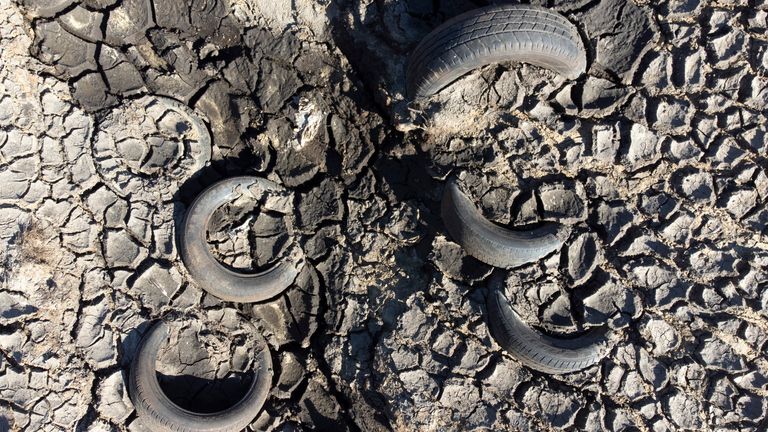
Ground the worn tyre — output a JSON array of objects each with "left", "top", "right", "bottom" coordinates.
[
  {"left": 407, "top": 4, "right": 587, "bottom": 98},
  {"left": 441, "top": 178, "right": 569, "bottom": 269},
  {"left": 179, "top": 176, "right": 304, "bottom": 303},
  {"left": 487, "top": 288, "right": 609, "bottom": 374},
  {"left": 128, "top": 321, "right": 273, "bottom": 432}
]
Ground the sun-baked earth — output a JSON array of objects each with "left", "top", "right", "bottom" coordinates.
[{"left": 1, "top": 0, "right": 767, "bottom": 431}]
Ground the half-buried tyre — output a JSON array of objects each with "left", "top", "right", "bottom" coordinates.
[
  {"left": 407, "top": 4, "right": 587, "bottom": 99},
  {"left": 128, "top": 320, "right": 273, "bottom": 432},
  {"left": 441, "top": 178, "right": 570, "bottom": 269},
  {"left": 179, "top": 176, "right": 304, "bottom": 303},
  {"left": 487, "top": 288, "right": 609, "bottom": 374}
]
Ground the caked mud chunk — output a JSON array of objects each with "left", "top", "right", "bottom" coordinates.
[
  {"left": 665, "top": 0, "right": 703, "bottom": 15},
  {"left": 75, "top": 297, "right": 117, "bottom": 369},
  {"left": 32, "top": 21, "right": 98, "bottom": 77},
  {"left": 104, "top": 230, "right": 145, "bottom": 268},
  {"left": 72, "top": 73, "right": 117, "bottom": 112},
  {"left": 298, "top": 380, "right": 350, "bottom": 431},
  {"left": 688, "top": 248, "right": 738, "bottom": 281},
  {"left": 105, "top": 0, "right": 154, "bottom": 45},
  {"left": 641, "top": 318, "right": 680, "bottom": 356},
  {"left": 93, "top": 96, "right": 211, "bottom": 195},
  {"left": 651, "top": 98, "right": 692, "bottom": 135},
  {"left": 628, "top": 261, "right": 686, "bottom": 309},
  {"left": 583, "top": 280, "right": 640, "bottom": 328},
  {"left": 583, "top": 0, "right": 655, "bottom": 80},
  {"left": 96, "top": 372, "right": 133, "bottom": 423},
  {"left": 153, "top": 1, "right": 193, "bottom": 33},
  {"left": 297, "top": 179, "right": 343, "bottom": 230},
  {"left": 676, "top": 170, "right": 716, "bottom": 203},
  {"left": 59, "top": 6, "right": 104, "bottom": 42},
  {"left": 664, "top": 391, "right": 704, "bottom": 429},
  {"left": 595, "top": 202, "right": 634, "bottom": 245},
  {"left": 698, "top": 337, "right": 747, "bottom": 372},
  {"left": 539, "top": 184, "right": 586, "bottom": 223},
  {"left": 194, "top": 80, "right": 242, "bottom": 152},
  {"left": 708, "top": 27, "right": 746, "bottom": 68},
  {"left": 431, "top": 237, "right": 492, "bottom": 284},
  {"left": 131, "top": 263, "right": 182, "bottom": 311},
  {"left": 103, "top": 62, "right": 145, "bottom": 96},
  {"left": 723, "top": 188, "right": 758, "bottom": 219},
  {"left": 624, "top": 123, "right": 661, "bottom": 171},
  {"left": 521, "top": 386, "right": 582, "bottom": 429},
  {"left": 190, "top": 0, "right": 240, "bottom": 44},
  {"left": 17, "top": 0, "right": 75, "bottom": 17},
  {"left": 638, "top": 190, "right": 679, "bottom": 220},
  {"left": 576, "top": 77, "right": 631, "bottom": 117},
  {"left": 82, "top": 0, "right": 119, "bottom": 8}
]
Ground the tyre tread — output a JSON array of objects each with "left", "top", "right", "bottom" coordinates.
[{"left": 407, "top": 4, "right": 586, "bottom": 98}]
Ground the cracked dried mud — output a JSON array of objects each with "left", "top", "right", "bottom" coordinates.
[{"left": 1, "top": 0, "right": 768, "bottom": 431}]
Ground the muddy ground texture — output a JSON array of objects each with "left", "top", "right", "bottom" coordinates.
[{"left": 1, "top": 0, "right": 767, "bottom": 430}]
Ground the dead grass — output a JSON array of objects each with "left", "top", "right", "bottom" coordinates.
[{"left": 17, "top": 219, "right": 59, "bottom": 267}]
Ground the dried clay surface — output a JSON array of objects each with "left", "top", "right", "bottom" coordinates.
[{"left": 1, "top": 0, "right": 768, "bottom": 431}]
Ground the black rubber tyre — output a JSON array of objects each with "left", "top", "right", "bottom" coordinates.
[
  {"left": 487, "top": 289, "right": 609, "bottom": 374},
  {"left": 128, "top": 321, "right": 273, "bottom": 432},
  {"left": 179, "top": 176, "right": 304, "bottom": 303},
  {"left": 441, "top": 178, "right": 570, "bottom": 269},
  {"left": 407, "top": 4, "right": 587, "bottom": 98}
]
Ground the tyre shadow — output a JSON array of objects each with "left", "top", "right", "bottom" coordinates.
[{"left": 157, "top": 372, "right": 253, "bottom": 414}]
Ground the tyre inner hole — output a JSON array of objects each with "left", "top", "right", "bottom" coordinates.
[
  {"left": 206, "top": 194, "right": 291, "bottom": 274},
  {"left": 156, "top": 322, "right": 255, "bottom": 414}
]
